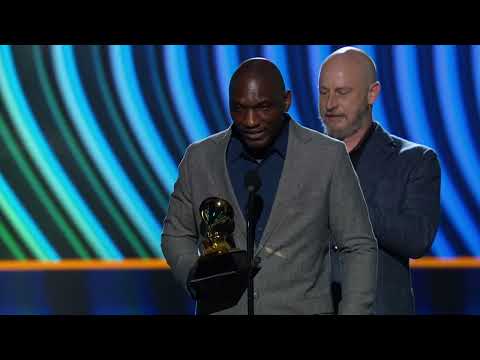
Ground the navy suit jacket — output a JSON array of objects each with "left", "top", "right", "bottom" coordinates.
[{"left": 331, "top": 123, "right": 441, "bottom": 314}]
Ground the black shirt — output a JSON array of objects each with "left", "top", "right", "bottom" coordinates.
[{"left": 349, "top": 122, "right": 377, "bottom": 169}]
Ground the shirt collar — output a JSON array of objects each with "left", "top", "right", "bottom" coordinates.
[
  {"left": 350, "top": 121, "right": 377, "bottom": 156},
  {"left": 228, "top": 115, "right": 290, "bottom": 163}
]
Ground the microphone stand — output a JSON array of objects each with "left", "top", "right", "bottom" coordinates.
[
  {"left": 245, "top": 169, "right": 261, "bottom": 316},
  {"left": 246, "top": 190, "right": 256, "bottom": 316}
]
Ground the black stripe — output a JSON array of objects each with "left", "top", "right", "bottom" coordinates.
[
  {"left": 187, "top": 45, "right": 228, "bottom": 133},
  {"left": 285, "top": 45, "right": 320, "bottom": 130},
  {"left": 417, "top": 45, "right": 479, "bottom": 251},
  {"left": 377, "top": 45, "right": 409, "bottom": 138},
  {"left": 70, "top": 45, "right": 158, "bottom": 257},
  {"left": 0, "top": 84, "right": 94, "bottom": 259},
  {"left": 132, "top": 45, "right": 188, "bottom": 163},
  {"left": 207, "top": 46, "right": 233, "bottom": 128},
  {"left": 0, "top": 195, "right": 35, "bottom": 259}
]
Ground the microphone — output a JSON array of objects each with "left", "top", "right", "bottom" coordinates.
[
  {"left": 244, "top": 170, "right": 261, "bottom": 193},
  {"left": 244, "top": 170, "right": 261, "bottom": 316}
]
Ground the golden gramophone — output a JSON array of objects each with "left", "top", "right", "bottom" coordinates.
[
  {"left": 188, "top": 196, "right": 252, "bottom": 313},
  {"left": 199, "top": 197, "right": 235, "bottom": 256}
]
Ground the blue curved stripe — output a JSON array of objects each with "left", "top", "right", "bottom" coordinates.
[
  {"left": 433, "top": 231, "right": 454, "bottom": 259},
  {"left": 91, "top": 46, "right": 169, "bottom": 212},
  {"left": 307, "top": 45, "right": 331, "bottom": 115},
  {"left": 214, "top": 45, "right": 240, "bottom": 121},
  {"left": 433, "top": 46, "right": 480, "bottom": 210},
  {"left": 109, "top": 45, "right": 178, "bottom": 193},
  {"left": 51, "top": 45, "right": 162, "bottom": 257},
  {"left": 0, "top": 173, "right": 60, "bottom": 260},
  {"left": 193, "top": 46, "right": 229, "bottom": 131},
  {"left": 354, "top": 45, "right": 390, "bottom": 132},
  {"left": 163, "top": 45, "right": 211, "bottom": 142},
  {"left": 393, "top": 45, "right": 478, "bottom": 256},
  {"left": 471, "top": 46, "right": 480, "bottom": 133},
  {"left": 261, "top": 45, "right": 302, "bottom": 123},
  {"left": 144, "top": 45, "right": 188, "bottom": 153},
  {"left": 0, "top": 45, "right": 120, "bottom": 260}
]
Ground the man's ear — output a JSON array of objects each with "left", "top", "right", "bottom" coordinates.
[
  {"left": 284, "top": 90, "right": 292, "bottom": 112},
  {"left": 368, "top": 81, "right": 381, "bottom": 105}
]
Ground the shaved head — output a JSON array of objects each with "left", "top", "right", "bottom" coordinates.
[
  {"left": 229, "top": 57, "right": 286, "bottom": 99},
  {"left": 318, "top": 46, "right": 381, "bottom": 144},
  {"left": 321, "top": 46, "right": 377, "bottom": 87},
  {"left": 228, "top": 57, "right": 291, "bottom": 157}
]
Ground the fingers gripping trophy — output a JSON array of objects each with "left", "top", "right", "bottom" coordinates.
[{"left": 187, "top": 197, "right": 258, "bottom": 314}]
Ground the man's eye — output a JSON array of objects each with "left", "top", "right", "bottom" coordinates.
[{"left": 256, "top": 104, "right": 271, "bottom": 111}]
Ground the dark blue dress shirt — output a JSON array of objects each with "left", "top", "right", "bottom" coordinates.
[{"left": 226, "top": 119, "right": 289, "bottom": 245}]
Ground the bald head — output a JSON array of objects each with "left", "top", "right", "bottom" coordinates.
[
  {"left": 318, "top": 46, "right": 381, "bottom": 144},
  {"left": 228, "top": 57, "right": 291, "bottom": 158},
  {"left": 321, "top": 47, "right": 377, "bottom": 88},
  {"left": 229, "top": 57, "right": 286, "bottom": 98}
]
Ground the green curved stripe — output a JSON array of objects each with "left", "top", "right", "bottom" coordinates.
[
  {"left": 0, "top": 185, "right": 48, "bottom": 259},
  {"left": 32, "top": 45, "right": 149, "bottom": 258},
  {"left": 0, "top": 112, "right": 91, "bottom": 259},
  {"left": 91, "top": 45, "right": 168, "bottom": 211},
  {"left": 0, "top": 218, "right": 28, "bottom": 260},
  {"left": 0, "top": 45, "right": 116, "bottom": 258}
]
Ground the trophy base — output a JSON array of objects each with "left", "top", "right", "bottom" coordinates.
[{"left": 188, "top": 249, "right": 259, "bottom": 314}]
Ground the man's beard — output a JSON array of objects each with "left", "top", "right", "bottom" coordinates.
[
  {"left": 322, "top": 117, "right": 362, "bottom": 140},
  {"left": 320, "top": 105, "right": 370, "bottom": 140}
]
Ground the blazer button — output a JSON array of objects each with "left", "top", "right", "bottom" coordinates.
[{"left": 333, "top": 245, "right": 339, "bottom": 252}]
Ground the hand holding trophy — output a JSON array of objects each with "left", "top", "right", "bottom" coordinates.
[{"left": 187, "top": 197, "right": 254, "bottom": 314}]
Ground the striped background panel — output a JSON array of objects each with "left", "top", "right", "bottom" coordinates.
[{"left": 0, "top": 45, "right": 479, "bottom": 264}]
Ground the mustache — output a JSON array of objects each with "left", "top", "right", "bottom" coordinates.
[{"left": 317, "top": 114, "right": 344, "bottom": 121}]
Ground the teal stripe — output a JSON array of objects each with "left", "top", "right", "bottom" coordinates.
[
  {"left": 0, "top": 45, "right": 120, "bottom": 259},
  {"left": 32, "top": 45, "right": 149, "bottom": 258},
  {"left": 0, "top": 173, "right": 60, "bottom": 260},
  {"left": 93, "top": 45, "right": 169, "bottom": 212},
  {"left": 51, "top": 45, "right": 162, "bottom": 257},
  {"left": 109, "top": 45, "right": 178, "bottom": 193},
  {"left": 0, "top": 107, "right": 91, "bottom": 259},
  {"left": 145, "top": 45, "right": 188, "bottom": 152},
  {"left": 163, "top": 45, "right": 212, "bottom": 142},
  {"left": 0, "top": 219, "right": 27, "bottom": 260}
]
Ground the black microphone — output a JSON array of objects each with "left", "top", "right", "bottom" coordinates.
[
  {"left": 245, "top": 170, "right": 261, "bottom": 193},
  {"left": 244, "top": 170, "right": 261, "bottom": 316}
]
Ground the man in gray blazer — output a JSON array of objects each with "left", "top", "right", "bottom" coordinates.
[{"left": 162, "top": 57, "right": 377, "bottom": 315}]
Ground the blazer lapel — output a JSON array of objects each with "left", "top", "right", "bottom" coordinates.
[
  {"left": 355, "top": 123, "right": 397, "bottom": 200},
  {"left": 255, "top": 120, "right": 311, "bottom": 255},
  {"left": 210, "top": 126, "right": 248, "bottom": 249}
]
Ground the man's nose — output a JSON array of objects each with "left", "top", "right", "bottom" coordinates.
[
  {"left": 245, "top": 109, "right": 257, "bottom": 127},
  {"left": 326, "top": 94, "right": 338, "bottom": 110}
]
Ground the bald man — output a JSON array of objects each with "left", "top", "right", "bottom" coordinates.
[
  {"left": 162, "top": 57, "right": 377, "bottom": 315},
  {"left": 318, "top": 47, "right": 441, "bottom": 314}
]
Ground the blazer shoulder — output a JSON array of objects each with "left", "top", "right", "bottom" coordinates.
[
  {"left": 294, "top": 122, "right": 346, "bottom": 150},
  {"left": 184, "top": 128, "right": 230, "bottom": 156},
  {"left": 391, "top": 134, "right": 438, "bottom": 160}
]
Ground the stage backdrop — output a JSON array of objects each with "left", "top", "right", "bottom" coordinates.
[{"left": 0, "top": 45, "right": 478, "bottom": 314}]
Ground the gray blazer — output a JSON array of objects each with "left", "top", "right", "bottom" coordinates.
[{"left": 162, "top": 119, "right": 377, "bottom": 315}]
